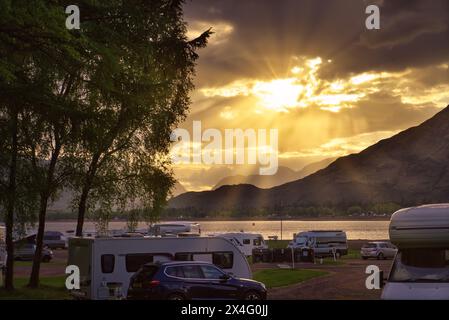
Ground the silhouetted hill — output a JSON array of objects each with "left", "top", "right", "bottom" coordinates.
[
  {"left": 212, "top": 159, "right": 335, "bottom": 190},
  {"left": 169, "top": 105, "right": 449, "bottom": 211}
]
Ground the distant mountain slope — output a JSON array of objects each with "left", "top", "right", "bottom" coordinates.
[
  {"left": 169, "top": 105, "right": 449, "bottom": 211},
  {"left": 171, "top": 181, "right": 187, "bottom": 197},
  {"left": 212, "top": 159, "right": 335, "bottom": 190}
]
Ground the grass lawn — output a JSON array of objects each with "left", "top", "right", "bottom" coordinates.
[
  {"left": 253, "top": 268, "right": 328, "bottom": 288},
  {"left": 0, "top": 276, "right": 70, "bottom": 300},
  {"left": 342, "top": 249, "right": 361, "bottom": 259}
]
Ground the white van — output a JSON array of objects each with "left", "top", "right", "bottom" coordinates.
[
  {"left": 211, "top": 233, "right": 267, "bottom": 257},
  {"left": 67, "top": 236, "right": 251, "bottom": 300},
  {"left": 288, "top": 230, "right": 348, "bottom": 258},
  {"left": 382, "top": 204, "right": 449, "bottom": 300}
]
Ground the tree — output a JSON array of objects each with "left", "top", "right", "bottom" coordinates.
[{"left": 69, "top": 0, "right": 211, "bottom": 236}]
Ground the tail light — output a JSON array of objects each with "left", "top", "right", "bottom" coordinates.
[{"left": 149, "top": 280, "right": 160, "bottom": 287}]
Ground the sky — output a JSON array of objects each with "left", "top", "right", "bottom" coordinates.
[{"left": 172, "top": 0, "right": 449, "bottom": 191}]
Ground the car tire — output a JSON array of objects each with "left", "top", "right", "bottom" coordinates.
[
  {"left": 377, "top": 253, "right": 384, "bottom": 260},
  {"left": 167, "top": 293, "right": 185, "bottom": 301},
  {"left": 42, "top": 256, "right": 51, "bottom": 263},
  {"left": 362, "top": 256, "right": 368, "bottom": 260},
  {"left": 244, "top": 291, "right": 263, "bottom": 300}
]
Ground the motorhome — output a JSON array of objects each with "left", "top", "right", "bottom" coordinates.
[
  {"left": 211, "top": 233, "right": 267, "bottom": 257},
  {"left": 288, "top": 230, "right": 348, "bottom": 258},
  {"left": 67, "top": 236, "right": 251, "bottom": 300},
  {"left": 148, "top": 221, "right": 201, "bottom": 236},
  {"left": 382, "top": 204, "right": 449, "bottom": 300}
]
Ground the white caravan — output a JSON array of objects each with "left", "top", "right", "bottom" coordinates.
[
  {"left": 148, "top": 221, "right": 200, "bottom": 236},
  {"left": 67, "top": 236, "right": 251, "bottom": 300},
  {"left": 288, "top": 230, "right": 348, "bottom": 258},
  {"left": 382, "top": 204, "right": 449, "bottom": 300},
  {"left": 211, "top": 233, "right": 267, "bottom": 257}
]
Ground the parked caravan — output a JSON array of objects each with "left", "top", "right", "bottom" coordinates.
[
  {"left": 288, "top": 230, "right": 348, "bottom": 258},
  {"left": 67, "top": 236, "right": 251, "bottom": 300},
  {"left": 382, "top": 204, "right": 449, "bottom": 300},
  {"left": 148, "top": 221, "right": 200, "bottom": 236},
  {"left": 211, "top": 233, "right": 267, "bottom": 257}
]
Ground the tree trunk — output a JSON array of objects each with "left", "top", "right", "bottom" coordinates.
[
  {"left": 75, "top": 153, "right": 100, "bottom": 237},
  {"left": 4, "top": 109, "right": 18, "bottom": 290},
  {"left": 28, "top": 143, "right": 61, "bottom": 288}
]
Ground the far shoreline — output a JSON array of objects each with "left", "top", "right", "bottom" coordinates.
[{"left": 45, "top": 216, "right": 391, "bottom": 223}]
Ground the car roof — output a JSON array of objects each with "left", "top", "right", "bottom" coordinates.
[{"left": 143, "top": 261, "right": 215, "bottom": 267}]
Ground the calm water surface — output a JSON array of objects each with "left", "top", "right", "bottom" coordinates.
[{"left": 45, "top": 220, "right": 389, "bottom": 240}]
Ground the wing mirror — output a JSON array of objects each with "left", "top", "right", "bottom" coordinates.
[{"left": 220, "top": 273, "right": 231, "bottom": 281}]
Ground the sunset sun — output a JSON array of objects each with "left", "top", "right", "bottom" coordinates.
[{"left": 253, "top": 78, "right": 304, "bottom": 112}]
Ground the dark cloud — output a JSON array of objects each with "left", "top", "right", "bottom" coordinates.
[{"left": 185, "top": 0, "right": 449, "bottom": 82}]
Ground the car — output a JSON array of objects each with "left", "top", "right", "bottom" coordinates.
[
  {"left": 127, "top": 261, "right": 267, "bottom": 300},
  {"left": 14, "top": 243, "right": 54, "bottom": 262},
  {"left": 43, "top": 231, "right": 67, "bottom": 249},
  {"left": 361, "top": 241, "right": 397, "bottom": 260}
]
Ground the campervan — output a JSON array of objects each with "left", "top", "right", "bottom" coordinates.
[
  {"left": 67, "top": 236, "right": 251, "bottom": 300},
  {"left": 288, "top": 230, "right": 348, "bottom": 258},
  {"left": 211, "top": 233, "right": 267, "bottom": 257},
  {"left": 381, "top": 204, "right": 449, "bottom": 300},
  {"left": 148, "top": 221, "right": 200, "bottom": 236}
]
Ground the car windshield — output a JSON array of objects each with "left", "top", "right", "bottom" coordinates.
[
  {"left": 362, "top": 243, "right": 377, "bottom": 248},
  {"left": 295, "top": 237, "right": 307, "bottom": 245},
  {"left": 389, "top": 248, "right": 449, "bottom": 282}
]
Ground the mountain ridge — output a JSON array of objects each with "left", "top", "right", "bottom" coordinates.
[{"left": 169, "top": 105, "right": 449, "bottom": 211}]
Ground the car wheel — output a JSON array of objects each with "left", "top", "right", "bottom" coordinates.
[
  {"left": 377, "top": 252, "right": 384, "bottom": 260},
  {"left": 167, "top": 293, "right": 185, "bottom": 301},
  {"left": 362, "top": 256, "right": 368, "bottom": 260},
  {"left": 42, "top": 256, "right": 51, "bottom": 263},
  {"left": 244, "top": 291, "right": 262, "bottom": 300}
]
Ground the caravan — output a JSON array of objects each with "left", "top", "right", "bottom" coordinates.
[
  {"left": 382, "top": 204, "right": 449, "bottom": 300},
  {"left": 68, "top": 236, "right": 251, "bottom": 300},
  {"left": 211, "top": 233, "right": 267, "bottom": 257},
  {"left": 148, "top": 221, "right": 201, "bottom": 236}
]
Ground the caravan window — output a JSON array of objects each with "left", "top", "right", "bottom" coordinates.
[
  {"left": 253, "top": 238, "right": 262, "bottom": 246},
  {"left": 390, "top": 249, "right": 449, "bottom": 282},
  {"left": 101, "top": 254, "right": 115, "bottom": 273},
  {"left": 243, "top": 239, "right": 251, "bottom": 245},
  {"left": 212, "top": 252, "right": 233, "bottom": 269},
  {"left": 174, "top": 252, "right": 233, "bottom": 269},
  {"left": 126, "top": 254, "right": 154, "bottom": 272}
]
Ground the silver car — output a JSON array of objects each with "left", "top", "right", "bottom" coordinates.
[
  {"left": 14, "top": 243, "right": 54, "bottom": 262},
  {"left": 361, "top": 241, "right": 397, "bottom": 260}
]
